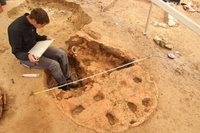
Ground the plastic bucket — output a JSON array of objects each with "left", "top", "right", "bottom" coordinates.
[{"left": 0, "top": 0, "right": 6, "bottom": 5}]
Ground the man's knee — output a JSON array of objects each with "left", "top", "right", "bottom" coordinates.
[{"left": 49, "top": 60, "right": 60, "bottom": 70}]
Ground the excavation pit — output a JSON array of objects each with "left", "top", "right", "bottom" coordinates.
[
  {"left": 51, "top": 36, "right": 159, "bottom": 133},
  {"left": 7, "top": 0, "right": 158, "bottom": 132},
  {"left": 7, "top": 0, "right": 92, "bottom": 36}
]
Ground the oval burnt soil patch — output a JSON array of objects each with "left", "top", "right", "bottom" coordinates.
[{"left": 51, "top": 36, "right": 159, "bottom": 133}]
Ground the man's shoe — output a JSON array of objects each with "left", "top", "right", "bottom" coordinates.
[
  {"left": 58, "top": 84, "right": 70, "bottom": 91},
  {"left": 66, "top": 76, "right": 79, "bottom": 88}
]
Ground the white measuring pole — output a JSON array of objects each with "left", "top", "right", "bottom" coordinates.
[{"left": 143, "top": 2, "right": 153, "bottom": 35}]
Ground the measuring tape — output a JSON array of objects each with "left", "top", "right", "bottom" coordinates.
[{"left": 30, "top": 55, "right": 152, "bottom": 96}]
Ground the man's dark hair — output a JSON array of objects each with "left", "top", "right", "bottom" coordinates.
[{"left": 29, "top": 8, "right": 50, "bottom": 24}]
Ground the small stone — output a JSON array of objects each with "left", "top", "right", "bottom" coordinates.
[
  {"left": 160, "top": 40, "right": 167, "bottom": 47},
  {"left": 153, "top": 35, "right": 162, "bottom": 45},
  {"left": 164, "top": 43, "right": 173, "bottom": 50}
]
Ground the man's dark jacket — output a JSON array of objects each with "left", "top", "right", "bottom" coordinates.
[{"left": 8, "top": 13, "right": 47, "bottom": 61}]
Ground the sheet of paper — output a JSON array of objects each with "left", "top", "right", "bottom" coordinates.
[{"left": 28, "top": 39, "right": 55, "bottom": 58}]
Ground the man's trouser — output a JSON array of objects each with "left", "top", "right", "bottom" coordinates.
[{"left": 20, "top": 46, "right": 70, "bottom": 86}]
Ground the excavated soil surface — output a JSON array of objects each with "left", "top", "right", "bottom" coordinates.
[
  {"left": 4, "top": 0, "right": 159, "bottom": 132},
  {"left": 0, "top": 0, "right": 200, "bottom": 133}
]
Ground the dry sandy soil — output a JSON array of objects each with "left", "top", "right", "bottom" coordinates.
[{"left": 0, "top": 0, "right": 200, "bottom": 133}]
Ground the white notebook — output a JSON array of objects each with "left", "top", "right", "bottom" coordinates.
[{"left": 28, "top": 39, "right": 55, "bottom": 58}]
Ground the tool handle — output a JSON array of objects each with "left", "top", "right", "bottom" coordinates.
[{"left": 33, "top": 90, "right": 47, "bottom": 95}]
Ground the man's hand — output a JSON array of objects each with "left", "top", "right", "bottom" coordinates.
[
  {"left": 28, "top": 54, "right": 39, "bottom": 63},
  {"left": 46, "top": 36, "right": 54, "bottom": 40}
]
